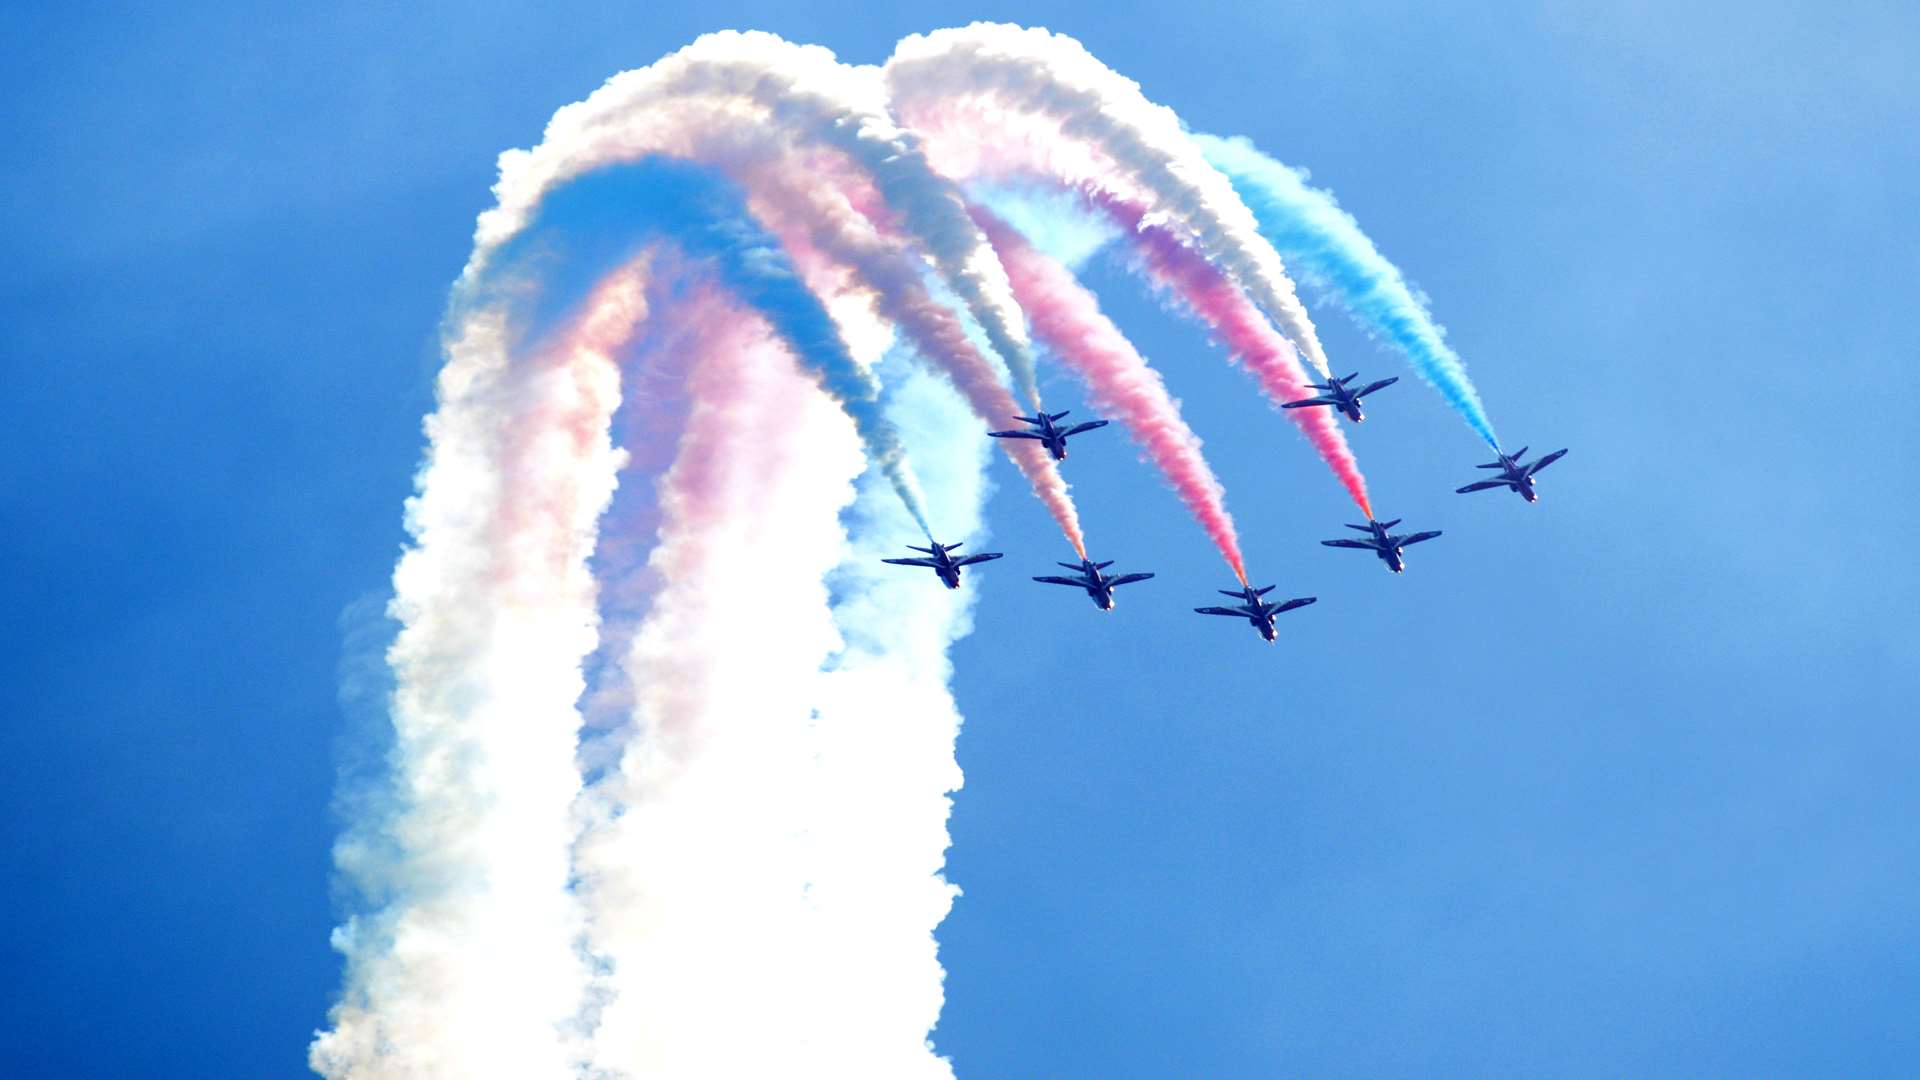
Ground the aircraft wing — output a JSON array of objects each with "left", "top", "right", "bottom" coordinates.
[
  {"left": 1356, "top": 377, "right": 1399, "bottom": 397},
  {"left": 954, "top": 552, "right": 1004, "bottom": 567},
  {"left": 1281, "top": 395, "right": 1335, "bottom": 409},
  {"left": 1193, "top": 605, "right": 1252, "bottom": 617},
  {"left": 1526, "top": 448, "right": 1568, "bottom": 475},
  {"left": 1031, "top": 575, "right": 1089, "bottom": 587},
  {"left": 1262, "top": 597, "right": 1317, "bottom": 615},
  {"left": 1320, "top": 539, "right": 1377, "bottom": 550},
  {"left": 1455, "top": 479, "right": 1511, "bottom": 494},
  {"left": 1107, "top": 573, "right": 1154, "bottom": 587},
  {"left": 882, "top": 557, "right": 940, "bottom": 567},
  {"left": 986, "top": 429, "right": 1042, "bottom": 439},
  {"left": 1060, "top": 420, "right": 1110, "bottom": 437},
  {"left": 1398, "top": 531, "right": 1442, "bottom": 546}
]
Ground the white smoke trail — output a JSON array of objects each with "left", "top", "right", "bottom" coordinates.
[
  {"left": 574, "top": 281, "right": 983, "bottom": 1077},
  {"left": 312, "top": 266, "right": 648, "bottom": 1078},
  {"left": 572, "top": 283, "right": 869, "bottom": 1077},
  {"left": 469, "top": 31, "right": 1047, "bottom": 409},
  {"left": 885, "top": 23, "right": 1336, "bottom": 377}
]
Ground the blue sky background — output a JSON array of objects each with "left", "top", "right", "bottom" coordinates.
[{"left": 3, "top": 2, "right": 1916, "bottom": 1075}]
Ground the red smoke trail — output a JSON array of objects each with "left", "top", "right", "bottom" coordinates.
[
  {"left": 969, "top": 205, "right": 1247, "bottom": 581},
  {"left": 1092, "top": 193, "right": 1373, "bottom": 519},
  {"left": 746, "top": 146, "right": 1088, "bottom": 558},
  {"left": 899, "top": 108, "right": 1371, "bottom": 517}
]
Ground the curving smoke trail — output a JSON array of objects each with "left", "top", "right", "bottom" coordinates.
[
  {"left": 318, "top": 24, "right": 1504, "bottom": 1078},
  {"left": 1196, "top": 134, "right": 1501, "bottom": 449},
  {"left": 970, "top": 204, "right": 1247, "bottom": 581},
  {"left": 901, "top": 110, "right": 1374, "bottom": 516},
  {"left": 1092, "top": 192, "right": 1374, "bottom": 517},
  {"left": 473, "top": 31, "right": 1049, "bottom": 412},
  {"left": 313, "top": 266, "right": 644, "bottom": 1078},
  {"left": 886, "top": 23, "right": 1335, "bottom": 378},
  {"left": 493, "top": 158, "right": 936, "bottom": 536},
  {"left": 711, "top": 126, "right": 1088, "bottom": 556}
]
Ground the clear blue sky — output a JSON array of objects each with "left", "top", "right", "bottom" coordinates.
[{"left": 3, "top": 2, "right": 1916, "bottom": 1075}]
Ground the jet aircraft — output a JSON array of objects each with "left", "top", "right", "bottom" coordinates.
[
  {"left": 987, "top": 410, "right": 1110, "bottom": 461},
  {"left": 1454, "top": 445, "right": 1568, "bottom": 503},
  {"left": 1320, "top": 518, "right": 1442, "bottom": 574},
  {"left": 1031, "top": 558, "right": 1155, "bottom": 611},
  {"left": 1282, "top": 371, "right": 1399, "bottom": 423},
  {"left": 881, "top": 541, "right": 1003, "bottom": 589},
  {"left": 1193, "top": 584, "right": 1317, "bottom": 642}
]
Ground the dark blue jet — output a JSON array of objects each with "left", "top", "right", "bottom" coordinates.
[
  {"left": 882, "top": 541, "right": 1003, "bottom": 589},
  {"left": 987, "top": 410, "right": 1110, "bottom": 461},
  {"left": 1193, "top": 584, "right": 1317, "bottom": 643},
  {"left": 1282, "top": 371, "right": 1399, "bottom": 423},
  {"left": 1031, "top": 558, "right": 1155, "bottom": 611},
  {"left": 1320, "top": 518, "right": 1443, "bottom": 574},
  {"left": 1455, "top": 445, "right": 1568, "bottom": 503}
]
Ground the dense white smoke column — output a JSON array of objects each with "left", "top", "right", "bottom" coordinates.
[
  {"left": 470, "top": 30, "right": 1048, "bottom": 410},
  {"left": 885, "top": 22, "right": 1336, "bottom": 377},
  {"left": 572, "top": 283, "right": 870, "bottom": 1077},
  {"left": 799, "top": 355, "right": 990, "bottom": 1079},
  {"left": 312, "top": 266, "right": 648, "bottom": 1078},
  {"left": 574, "top": 285, "right": 982, "bottom": 1077}
]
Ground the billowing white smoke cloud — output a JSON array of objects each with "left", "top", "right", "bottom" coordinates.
[
  {"left": 469, "top": 31, "right": 1046, "bottom": 410},
  {"left": 572, "top": 281, "right": 985, "bottom": 1077},
  {"left": 313, "top": 267, "right": 648, "bottom": 1078},
  {"left": 885, "top": 22, "right": 1336, "bottom": 377}
]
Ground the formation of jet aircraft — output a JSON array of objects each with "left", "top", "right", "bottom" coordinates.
[
  {"left": 1193, "top": 585, "right": 1317, "bottom": 643},
  {"left": 988, "top": 410, "right": 1110, "bottom": 460},
  {"left": 878, "top": 404, "right": 1567, "bottom": 640},
  {"left": 881, "top": 541, "right": 1002, "bottom": 589},
  {"left": 1455, "top": 446, "right": 1568, "bottom": 503},
  {"left": 1032, "top": 558, "right": 1154, "bottom": 610},
  {"left": 1283, "top": 371, "right": 1399, "bottom": 424},
  {"left": 1320, "top": 518, "right": 1442, "bottom": 574}
]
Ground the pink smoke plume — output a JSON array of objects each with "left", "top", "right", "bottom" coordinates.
[
  {"left": 733, "top": 139, "right": 1088, "bottom": 558},
  {"left": 900, "top": 106, "right": 1371, "bottom": 517},
  {"left": 1093, "top": 194, "right": 1373, "bottom": 518},
  {"left": 969, "top": 205, "right": 1247, "bottom": 582}
]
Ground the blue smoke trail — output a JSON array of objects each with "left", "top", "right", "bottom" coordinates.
[
  {"left": 488, "top": 158, "right": 935, "bottom": 535},
  {"left": 1195, "top": 133, "right": 1501, "bottom": 449}
]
